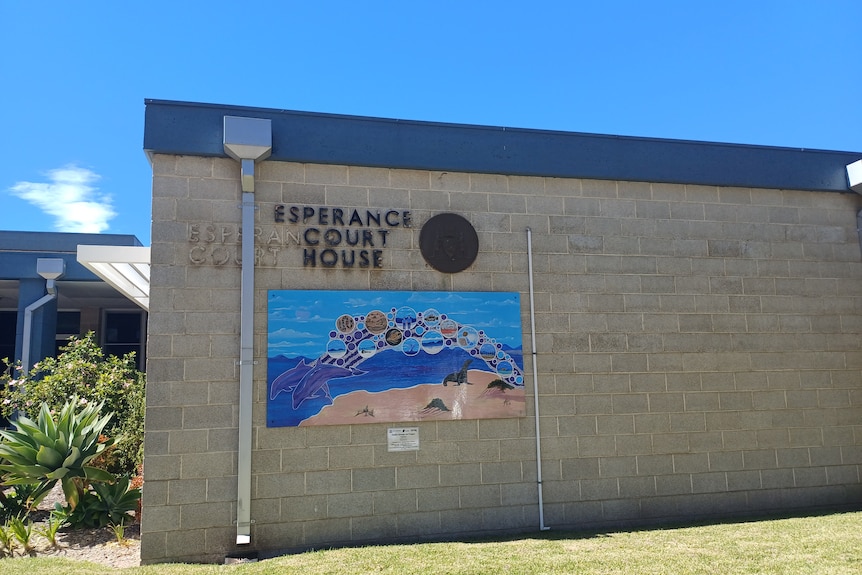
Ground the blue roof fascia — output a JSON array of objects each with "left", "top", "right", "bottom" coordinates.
[
  {"left": 144, "top": 99, "right": 862, "bottom": 193},
  {"left": 0, "top": 231, "right": 143, "bottom": 252},
  {"left": 0, "top": 231, "right": 143, "bottom": 281},
  {"left": 0, "top": 252, "right": 97, "bottom": 281}
]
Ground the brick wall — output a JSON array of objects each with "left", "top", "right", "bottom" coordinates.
[{"left": 142, "top": 154, "right": 862, "bottom": 563}]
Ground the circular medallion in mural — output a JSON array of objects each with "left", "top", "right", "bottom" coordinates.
[{"left": 364, "top": 310, "right": 388, "bottom": 334}]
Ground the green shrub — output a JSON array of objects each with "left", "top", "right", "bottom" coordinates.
[
  {"left": 0, "top": 522, "right": 15, "bottom": 557},
  {"left": 35, "top": 512, "right": 62, "bottom": 547},
  {"left": 0, "top": 484, "right": 40, "bottom": 523},
  {"left": 7, "top": 517, "right": 34, "bottom": 554},
  {"left": 0, "top": 333, "right": 145, "bottom": 475}
]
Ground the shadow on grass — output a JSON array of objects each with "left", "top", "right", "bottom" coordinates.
[{"left": 257, "top": 504, "right": 861, "bottom": 561}]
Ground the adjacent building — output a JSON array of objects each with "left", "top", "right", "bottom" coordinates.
[{"left": 0, "top": 231, "right": 149, "bottom": 377}]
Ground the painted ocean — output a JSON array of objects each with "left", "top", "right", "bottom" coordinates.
[{"left": 267, "top": 345, "right": 524, "bottom": 426}]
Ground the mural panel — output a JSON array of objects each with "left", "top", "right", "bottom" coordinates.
[{"left": 267, "top": 290, "right": 526, "bottom": 427}]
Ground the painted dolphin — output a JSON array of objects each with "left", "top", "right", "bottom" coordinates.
[
  {"left": 270, "top": 359, "right": 313, "bottom": 400},
  {"left": 290, "top": 361, "right": 359, "bottom": 410}
]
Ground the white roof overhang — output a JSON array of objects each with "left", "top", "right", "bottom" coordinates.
[{"left": 76, "top": 245, "right": 150, "bottom": 311}]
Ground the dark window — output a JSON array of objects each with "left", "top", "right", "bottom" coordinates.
[
  {"left": 103, "top": 311, "right": 146, "bottom": 370},
  {"left": 56, "top": 311, "right": 81, "bottom": 337},
  {"left": 0, "top": 311, "right": 16, "bottom": 427},
  {"left": 0, "top": 311, "right": 16, "bottom": 364},
  {"left": 55, "top": 311, "right": 81, "bottom": 355}
]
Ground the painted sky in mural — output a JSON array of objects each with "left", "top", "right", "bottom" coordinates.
[{"left": 267, "top": 290, "right": 526, "bottom": 427}]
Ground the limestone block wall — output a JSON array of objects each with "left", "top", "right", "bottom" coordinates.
[{"left": 143, "top": 153, "right": 862, "bottom": 563}]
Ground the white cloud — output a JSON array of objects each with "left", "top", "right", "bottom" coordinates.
[
  {"left": 268, "top": 327, "right": 318, "bottom": 339},
  {"left": 9, "top": 165, "right": 116, "bottom": 233}
]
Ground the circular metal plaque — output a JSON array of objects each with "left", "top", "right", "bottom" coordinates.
[{"left": 419, "top": 213, "right": 479, "bottom": 273}]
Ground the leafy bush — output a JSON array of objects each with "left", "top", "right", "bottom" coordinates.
[{"left": 0, "top": 333, "right": 145, "bottom": 475}]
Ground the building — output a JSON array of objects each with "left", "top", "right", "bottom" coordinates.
[
  {"left": 0, "top": 231, "right": 149, "bottom": 376},
  {"left": 141, "top": 99, "right": 862, "bottom": 564}
]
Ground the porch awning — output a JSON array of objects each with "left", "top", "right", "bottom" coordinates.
[{"left": 76, "top": 245, "right": 150, "bottom": 311}]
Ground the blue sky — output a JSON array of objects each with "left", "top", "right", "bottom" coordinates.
[
  {"left": 2, "top": 1, "right": 860, "bottom": 246},
  {"left": 268, "top": 290, "right": 523, "bottom": 357}
]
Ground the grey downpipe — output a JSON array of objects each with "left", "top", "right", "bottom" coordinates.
[
  {"left": 223, "top": 116, "right": 272, "bottom": 546},
  {"left": 526, "top": 228, "right": 549, "bottom": 531},
  {"left": 236, "top": 187, "right": 255, "bottom": 545}
]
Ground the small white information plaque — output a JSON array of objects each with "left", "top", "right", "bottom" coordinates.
[{"left": 387, "top": 427, "right": 420, "bottom": 452}]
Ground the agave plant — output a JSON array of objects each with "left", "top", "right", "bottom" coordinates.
[
  {"left": 0, "top": 398, "right": 116, "bottom": 509},
  {"left": 63, "top": 476, "right": 141, "bottom": 529},
  {"left": 93, "top": 476, "right": 141, "bottom": 525}
]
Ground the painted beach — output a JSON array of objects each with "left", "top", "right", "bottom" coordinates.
[{"left": 303, "top": 369, "right": 526, "bottom": 425}]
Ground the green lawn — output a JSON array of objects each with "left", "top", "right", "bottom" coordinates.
[{"left": 4, "top": 511, "right": 862, "bottom": 574}]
